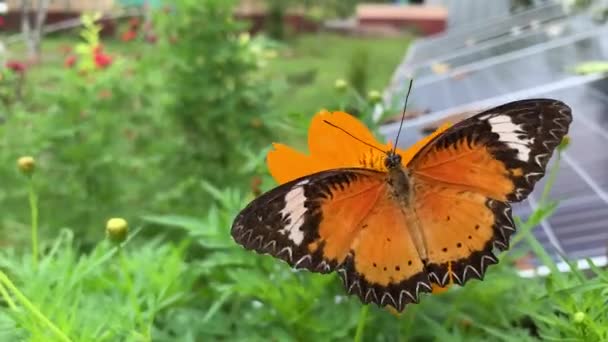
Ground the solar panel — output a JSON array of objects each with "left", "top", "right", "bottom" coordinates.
[
  {"left": 381, "top": 3, "right": 608, "bottom": 264},
  {"left": 410, "top": 16, "right": 595, "bottom": 79},
  {"left": 387, "top": 25, "right": 608, "bottom": 115},
  {"left": 382, "top": 80, "right": 608, "bottom": 264},
  {"left": 406, "top": 1, "right": 565, "bottom": 66}
]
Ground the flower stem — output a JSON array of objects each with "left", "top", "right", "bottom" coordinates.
[
  {"left": 531, "top": 150, "right": 563, "bottom": 275},
  {"left": 349, "top": 88, "right": 368, "bottom": 108},
  {"left": 540, "top": 150, "right": 561, "bottom": 205},
  {"left": 354, "top": 305, "right": 369, "bottom": 342},
  {"left": 0, "top": 281, "right": 17, "bottom": 310},
  {"left": 0, "top": 271, "right": 72, "bottom": 342},
  {"left": 27, "top": 176, "right": 39, "bottom": 269}
]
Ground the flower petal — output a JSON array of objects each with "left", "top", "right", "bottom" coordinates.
[
  {"left": 399, "top": 122, "right": 452, "bottom": 166},
  {"left": 267, "top": 143, "right": 324, "bottom": 184},
  {"left": 431, "top": 283, "right": 451, "bottom": 294},
  {"left": 266, "top": 111, "right": 452, "bottom": 185},
  {"left": 308, "top": 110, "right": 389, "bottom": 169}
]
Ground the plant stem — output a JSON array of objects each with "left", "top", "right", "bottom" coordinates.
[
  {"left": 0, "top": 271, "right": 72, "bottom": 342},
  {"left": 118, "top": 247, "right": 146, "bottom": 338},
  {"left": 510, "top": 152, "right": 562, "bottom": 250},
  {"left": 349, "top": 88, "right": 367, "bottom": 108},
  {"left": 79, "top": 227, "right": 143, "bottom": 281},
  {"left": 524, "top": 232, "right": 560, "bottom": 275},
  {"left": 28, "top": 176, "right": 39, "bottom": 269},
  {"left": 0, "top": 281, "right": 17, "bottom": 310},
  {"left": 540, "top": 151, "right": 561, "bottom": 205},
  {"left": 531, "top": 150, "right": 563, "bottom": 274},
  {"left": 354, "top": 305, "right": 369, "bottom": 342}
]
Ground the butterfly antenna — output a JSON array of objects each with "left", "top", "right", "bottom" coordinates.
[
  {"left": 392, "top": 79, "right": 414, "bottom": 154},
  {"left": 323, "top": 120, "right": 387, "bottom": 155}
]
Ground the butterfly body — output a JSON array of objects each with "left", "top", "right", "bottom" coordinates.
[
  {"left": 385, "top": 154, "right": 411, "bottom": 204},
  {"left": 232, "top": 99, "right": 572, "bottom": 312}
]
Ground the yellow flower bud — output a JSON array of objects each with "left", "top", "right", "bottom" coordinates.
[
  {"left": 106, "top": 218, "right": 128, "bottom": 244},
  {"left": 573, "top": 311, "right": 585, "bottom": 323},
  {"left": 334, "top": 79, "right": 348, "bottom": 92},
  {"left": 367, "top": 90, "right": 382, "bottom": 103},
  {"left": 17, "top": 156, "right": 35, "bottom": 175}
]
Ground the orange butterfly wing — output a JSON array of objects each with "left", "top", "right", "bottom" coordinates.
[
  {"left": 409, "top": 99, "right": 572, "bottom": 202},
  {"left": 411, "top": 181, "right": 512, "bottom": 285},
  {"left": 232, "top": 169, "right": 386, "bottom": 273},
  {"left": 338, "top": 190, "right": 431, "bottom": 311},
  {"left": 407, "top": 99, "right": 572, "bottom": 285},
  {"left": 232, "top": 168, "right": 432, "bottom": 310}
]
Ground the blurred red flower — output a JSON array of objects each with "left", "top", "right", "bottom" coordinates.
[
  {"left": 121, "top": 29, "right": 137, "bottom": 42},
  {"left": 94, "top": 52, "right": 113, "bottom": 69},
  {"left": 5, "top": 60, "right": 26, "bottom": 74},
  {"left": 0, "top": 16, "right": 5, "bottom": 27},
  {"left": 65, "top": 55, "right": 77, "bottom": 68},
  {"left": 92, "top": 45, "right": 112, "bottom": 69}
]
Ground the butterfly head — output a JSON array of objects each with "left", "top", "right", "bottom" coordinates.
[{"left": 384, "top": 151, "right": 402, "bottom": 170}]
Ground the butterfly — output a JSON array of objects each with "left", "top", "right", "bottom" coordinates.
[{"left": 231, "top": 99, "right": 572, "bottom": 312}]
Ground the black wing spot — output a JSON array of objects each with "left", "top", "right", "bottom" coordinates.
[
  {"left": 475, "top": 224, "right": 480, "bottom": 230},
  {"left": 383, "top": 266, "right": 387, "bottom": 271},
  {"left": 408, "top": 260, "right": 413, "bottom": 266},
  {"left": 373, "top": 263, "right": 377, "bottom": 267},
  {"left": 446, "top": 216, "right": 451, "bottom": 221},
  {"left": 442, "top": 247, "right": 448, "bottom": 252},
  {"left": 457, "top": 243, "right": 462, "bottom": 248},
  {"left": 339, "top": 253, "right": 432, "bottom": 312},
  {"left": 395, "top": 266, "right": 400, "bottom": 271},
  {"left": 468, "top": 235, "right": 472, "bottom": 240},
  {"left": 387, "top": 238, "right": 391, "bottom": 242}
]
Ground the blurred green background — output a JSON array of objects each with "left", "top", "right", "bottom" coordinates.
[{"left": 0, "top": 0, "right": 606, "bottom": 341}]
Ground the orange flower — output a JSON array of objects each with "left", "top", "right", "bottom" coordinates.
[
  {"left": 266, "top": 110, "right": 453, "bottom": 301},
  {"left": 430, "top": 283, "right": 451, "bottom": 294},
  {"left": 267, "top": 110, "right": 450, "bottom": 184}
]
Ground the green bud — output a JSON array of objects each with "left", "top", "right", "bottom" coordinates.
[
  {"left": 367, "top": 90, "right": 382, "bottom": 103},
  {"left": 557, "top": 136, "right": 570, "bottom": 152},
  {"left": 334, "top": 79, "right": 348, "bottom": 92}
]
